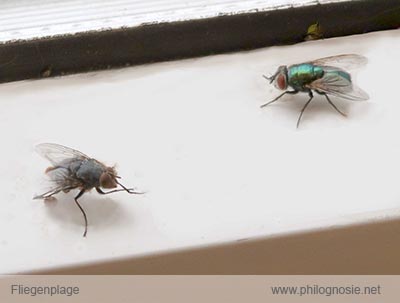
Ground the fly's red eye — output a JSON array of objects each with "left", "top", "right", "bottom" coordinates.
[
  {"left": 100, "top": 172, "right": 117, "bottom": 189},
  {"left": 277, "top": 74, "right": 287, "bottom": 90}
]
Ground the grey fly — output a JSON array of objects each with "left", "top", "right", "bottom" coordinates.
[{"left": 34, "top": 143, "right": 142, "bottom": 237}]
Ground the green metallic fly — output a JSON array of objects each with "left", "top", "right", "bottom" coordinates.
[{"left": 261, "top": 54, "right": 369, "bottom": 127}]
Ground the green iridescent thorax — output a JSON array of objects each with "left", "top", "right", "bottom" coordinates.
[{"left": 287, "top": 63, "right": 324, "bottom": 91}]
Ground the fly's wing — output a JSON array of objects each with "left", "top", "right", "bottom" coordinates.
[
  {"left": 309, "top": 54, "right": 367, "bottom": 71},
  {"left": 35, "top": 143, "right": 90, "bottom": 166},
  {"left": 34, "top": 166, "right": 83, "bottom": 199},
  {"left": 307, "top": 66, "right": 369, "bottom": 101}
]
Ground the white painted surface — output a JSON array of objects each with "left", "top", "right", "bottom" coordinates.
[
  {"left": 0, "top": 29, "right": 399, "bottom": 273},
  {"left": 0, "top": 0, "right": 346, "bottom": 42}
]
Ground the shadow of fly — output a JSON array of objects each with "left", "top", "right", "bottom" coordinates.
[
  {"left": 261, "top": 54, "right": 369, "bottom": 128},
  {"left": 34, "top": 143, "right": 143, "bottom": 237}
]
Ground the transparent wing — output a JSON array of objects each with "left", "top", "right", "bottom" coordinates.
[
  {"left": 35, "top": 143, "right": 89, "bottom": 166},
  {"left": 307, "top": 67, "right": 369, "bottom": 101},
  {"left": 34, "top": 167, "right": 82, "bottom": 199},
  {"left": 309, "top": 54, "right": 367, "bottom": 71}
]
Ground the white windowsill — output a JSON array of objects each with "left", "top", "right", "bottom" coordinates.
[{"left": 0, "top": 29, "right": 399, "bottom": 273}]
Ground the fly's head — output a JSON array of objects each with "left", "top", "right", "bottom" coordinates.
[
  {"left": 99, "top": 166, "right": 119, "bottom": 189},
  {"left": 264, "top": 65, "right": 288, "bottom": 91}
]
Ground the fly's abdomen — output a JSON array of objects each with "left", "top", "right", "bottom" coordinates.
[
  {"left": 288, "top": 64, "right": 324, "bottom": 91},
  {"left": 325, "top": 69, "right": 352, "bottom": 83}
]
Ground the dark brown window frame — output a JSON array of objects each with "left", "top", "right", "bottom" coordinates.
[{"left": 0, "top": 0, "right": 398, "bottom": 84}]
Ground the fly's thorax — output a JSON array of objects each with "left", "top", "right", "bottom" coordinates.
[
  {"left": 66, "top": 158, "right": 85, "bottom": 174},
  {"left": 287, "top": 63, "right": 324, "bottom": 91},
  {"left": 272, "top": 65, "right": 289, "bottom": 90},
  {"left": 75, "top": 159, "right": 106, "bottom": 188}
]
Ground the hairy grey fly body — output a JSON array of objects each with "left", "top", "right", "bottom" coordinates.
[{"left": 34, "top": 143, "right": 142, "bottom": 237}]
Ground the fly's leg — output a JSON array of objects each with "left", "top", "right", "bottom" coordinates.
[
  {"left": 33, "top": 186, "right": 74, "bottom": 200},
  {"left": 116, "top": 180, "right": 145, "bottom": 194},
  {"left": 262, "top": 75, "right": 272, "bottom": 82},
  {"left": 96, "top": 185, "right": 144, "bottom": 195},
  {"left": 317, "top": 92, "right": 347, "bottom": 117},
  {"left": 260, "top": 90, "right": 298, "bottom": 108},
  {"left": 74, "top": 189, "right": 88, "bottom": 237},
  {"left": 33, "top": 190, "right": 59, "bottom": 200},
  {"left": 297, "top": 91, "right": 314, "bottom": 128}
]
